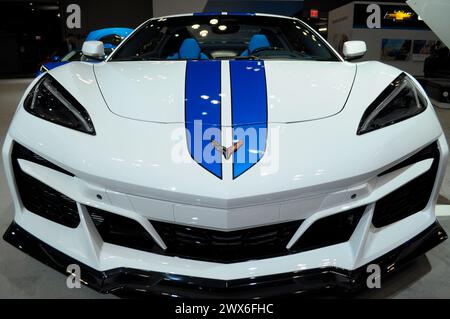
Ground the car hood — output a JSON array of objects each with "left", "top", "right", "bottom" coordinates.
[{"left": 94, "top": 60, "right": 356, "bottom": 124}]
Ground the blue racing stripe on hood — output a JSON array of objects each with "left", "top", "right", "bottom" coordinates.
[
  {"left": 185, "top": 60, "right": 222, "bottom": 179},
  {"left": 230, "top": 60, "right": 268, "bottom": 179}
]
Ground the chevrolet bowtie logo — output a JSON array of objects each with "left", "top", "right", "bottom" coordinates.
[{"left": 211, "top": 139, "right": 244, "bottom": 160}]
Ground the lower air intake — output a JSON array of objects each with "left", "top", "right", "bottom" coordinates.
[
  {"left": 11, "top": 142, "right": 79, "bottom": 228},
  {"left": 290, "top": 206, "right": 365, "bottom": 253},
  {"left": 82, "top": 206, "right": 366, "bottom": 263},
  {"left": 86, "top": 206, "right": 162, "bottom": 253},
  {"left": 373, "top": 142, "right": 440, "bottom": 228},
  {"left": 151, "top": 220, "right": 303, "bottom": 263}
]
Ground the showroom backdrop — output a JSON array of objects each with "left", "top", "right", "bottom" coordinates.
[
  {"left": 0, "top": 0, "right": 154, "bottom": 76},
  {"left": 0, "top": 0, "right": 415, "bottom": 76},
  {"left": 328, "top": 1, "right": 437, "bottom": 75}
]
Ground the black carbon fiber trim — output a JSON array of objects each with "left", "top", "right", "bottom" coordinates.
[{"left": 3, "top": 221, "right": 446, "bottom": 298}]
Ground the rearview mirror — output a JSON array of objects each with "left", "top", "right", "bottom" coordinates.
[
  {"left": 82, "top": 41, "right": 105, "bottom": 60},
  {"left": 343, "top": 41, "right": 367, "bottom": 61}
]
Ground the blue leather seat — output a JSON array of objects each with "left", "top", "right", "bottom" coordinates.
[
  {"left": 168, "top": 38, "right": 208, "bottom": 60},
  {"left": 240, "top": 34, "right": 270, "bottom": 56}
]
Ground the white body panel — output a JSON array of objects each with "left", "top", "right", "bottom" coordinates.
[{"left": 9, "top": 61, "right": 441, "bottom": 208}]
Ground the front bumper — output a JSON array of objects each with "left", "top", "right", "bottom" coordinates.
[{"left": 4, "top": 221, "right": 447, "bottom": 298}]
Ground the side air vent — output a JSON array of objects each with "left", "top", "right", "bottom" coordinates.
[
  {"left": 11, "top": 142, "right": 79, "bottom": 228},
  {"left": 373, "top": 142, "right": 440, "bottom": 228}
]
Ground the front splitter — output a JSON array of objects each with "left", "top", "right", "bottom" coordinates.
[{"left": 3, "top": 221, "right": 447, "bottom": 298}]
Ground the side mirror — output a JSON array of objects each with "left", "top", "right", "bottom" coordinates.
[
  {"left": 343, "top": 41, "right": 367, "bottom": 61},
  {"left": 82, "top": 41, "right": 105, "bottom": 60}
]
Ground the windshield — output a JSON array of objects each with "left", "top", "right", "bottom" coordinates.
[
  {"left": 61, "top": 51, "right": 83, "bottom": 62},
  {"left": 110, "top": 15, "right": 340, "bottom": 61}
]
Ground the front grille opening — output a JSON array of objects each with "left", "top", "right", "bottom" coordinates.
[
  {"left": 372, "top": 142, "right": 440, "bottom": 228},
  {"left": 290, "top": 206, "right": 365, "bottom": 253},
  {"left": 151, "top": 220, "right": 303, "bottom": 263},
  {"left": 86, "top": 207, "right": 162, "bottom": 253},
  {"left": 11, "top": 142, "right": 79, "bottom": 228}
]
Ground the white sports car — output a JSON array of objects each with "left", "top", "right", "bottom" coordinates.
[{"left": 2, "top": 13, "right": 448, "bottom": 298}]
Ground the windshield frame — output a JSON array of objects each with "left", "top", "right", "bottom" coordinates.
[{"left": 106, "top": 14, "right": 344, "bottom": 62}]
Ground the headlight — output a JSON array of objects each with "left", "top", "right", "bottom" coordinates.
[
  {"left": 357, "top": 73, "right": 427, "bottom": 135},
  {"left": 24, "top": 75, "right": 96, "bottom": 135}
]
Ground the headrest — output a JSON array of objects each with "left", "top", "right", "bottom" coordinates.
[
  {"left": 179, "top": 38, "right": 201, "bottom": 59},
  {"left": 248, "top": 34, "right": 270, "bottom": 53}
]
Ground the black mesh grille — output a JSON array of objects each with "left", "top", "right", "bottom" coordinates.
[
  {"left": 82, "top": 205, "right": 366, "bottom": 263},
  {"left": 11, "top": 143, "right": 79, "bottom": 228},
  {"left": 151, "top": 220, "right": 303, "bottom": 263},
  {"left": 87, "top": 207, "right": 162, "bottom": 253},
  {"left": 373, "top": 142, "right": 440, "bottom": 228},
  {"left": 290, "top": 206, "right": 365, "bottom": 253}
]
